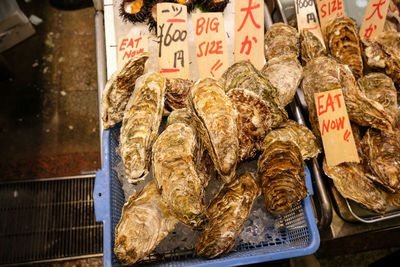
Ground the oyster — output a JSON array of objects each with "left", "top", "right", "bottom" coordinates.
[
  {"left": 101, "top": 53, "right": 148, "bottom": 129},
  {"left": 261, "top": 55, "right": 303, "bottom": 107},
  {"left": 358, "top": 73, "right": 398, "bottom": 118},
  {"left": 362, "top": 31, "right": 400, "bottom": 91},
  {"left": 264, "top": 23, "right": 299, "bottom": 62},
  {"left": 165, "top": 78, "right": 193, "bottom": 111},
  {"left": 361, "top": 128, "right": 400, "bottom": 193},
  {"left": 114, "top": 181, "right": 179, "bottom": 265},
  {"left": 324, "top": 17, "right": 363, "bottom": 79},
  {"left": 227, "top": 88, "right": 272, "bottom": 162},
  {"left": 323, "top": 159, "right": 386, "bottom": 214},
  {"left": 219, "top": 61, "right": 288, "bottom": 127},
  {"left": 120, "top": 72, "right": 166, "bottom": 184},
  {"left": 258, "top": 140, "right": 308, "bottom": 215},
  {"left": 166, "top": 108, "right": 213, "bottom": 187},
  {"left": 301, "top": 56, "right": 393, "bottom": 138},
  {"left": 384, "top": 191, "right": 400, "bottom": 207},
  {"left": 152, "top": 113, "right": 208, "bottom": 229},
  {"left": 190, "top": 78, "right": 239, "bottom": 183},
  {"left": 195, "top": 172, "right": 259, "bottom": 259},
  {"left": 300, "top": 30, "right": 327, "bottom": 65},
  {"left": 262, "top": 120, "right": 321, "bottom": 160}
]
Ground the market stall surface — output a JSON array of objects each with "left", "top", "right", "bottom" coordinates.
[{"left": 0, "top": 0, "right": 398, "bottom": 266}]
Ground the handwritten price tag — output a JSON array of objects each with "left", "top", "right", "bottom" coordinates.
[
  {"left": 314, "top": 89, "right": 359, "bottom": 167},
  {"left": 294, "top": 0, "right": 325, "bottom": 45},
  {"left": 315, "top": 0, "right": 345, "bottom": 34},
  {"left": 117, "top": 35, "right": 148, "bottom": 69},
  {"left": 192, "top": 13, "right": 228, "bottom": 79},
  {"left": 157, "top": 3, "right": 190, "bottom": 79},
  {"left": 234, "top": 0, "right": 264, "bottom": 69},
  {"left": 359, "top": 0, "right": 390, "bottom": 40}
]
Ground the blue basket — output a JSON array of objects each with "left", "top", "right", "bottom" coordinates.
[{"left": 94, "top": 126, "right": 320, "bottom": 266}]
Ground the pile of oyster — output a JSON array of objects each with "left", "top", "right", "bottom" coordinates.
[
  {"left": 101, "top": 22, "right": 322, "bottom": 265},
  {"left": 300, "top": 15, "right": 400, "bottom": 215}
]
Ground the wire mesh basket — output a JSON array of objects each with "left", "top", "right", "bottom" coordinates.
[{"left": 94, "top": 126, "right": 320, "bottom": 266}]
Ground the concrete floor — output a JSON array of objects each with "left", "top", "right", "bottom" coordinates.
[
  {"left": 0, "top": 0, "right": 100, "bottom": 180},
  {"left": 0, "top": 0, "right": 399, "bottom": 266}
]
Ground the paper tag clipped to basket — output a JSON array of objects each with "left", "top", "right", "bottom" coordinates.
[
  {"left": 157, "top": 3, "right": 190, "bottom": 79},
  {"left": 294, "top": 0, "right": 325, "bottom": 45},
  {"left": 192, "top": 13, "right": 229, "bottom": 79},
  {"left": 314, "top": 89, "right": 360, "bottom": 167},
  {"left": 117, "top": 35, "right": 148, "bottom": 69},
  {"left": 359, "top": 0, "right": 390, "bottom": 40},
  {"left": 234, "top": 0, "right": 264, "bottom": 69},
  {"left": 315, "top": 0, "right": 346, "bottom": 34}
]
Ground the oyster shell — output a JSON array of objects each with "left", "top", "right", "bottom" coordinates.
[
  {"left": 195, "top": 172, "right": 259, "bottom": 259},
  {"left": 261, "top": 55, "right": 303, "bottom": 107},
  {"left": 362, "top": 31, "right": 400, "bottom": 91},
  {"left": 323, "top": 159, "right": 386, "bottom": 214},
  {"left": 324, "top": 17, "right": 363, "bottom": 79},
  {"left": 258, "top": 140, "right": 308, "bottom": 215},
  {"left": 219, "top": 61, "right": 288, "bottom": 127},
  {"left": 152, "top": 113, "right": 208, "bottom": 229},
  {"left": 227, "top": 88, "right": 272, "bottom": 162},
  {"left": 264, "top": 23, "right": 299, "bottom": 62},
  {"left": 262, "top": 120, "right": 321, "bottom": 160},
  {"left": 301, "top": 56, "right": 393, "bottom": 139},
  {"left": 166, "top": 108, "right": 213, "bottom": 187},
  {"left": 114, "top": 181, "right": 179, "bottom": 265},
  {"left": 384, "top": 191, "right": 400, "bottom": 207},
  {"left": 120, "top": 72, "right": 166, "bottom": 184},
  {"left": 358, "top": 73, "right": 398, "bottom": 118},
  {"left": 300, "top": 30, "right": 327, "bottom": 66},
  {"left": 165, "top": 78, "right": 193, "bottom": 111},
  {"left": 101, "top": 53, "right": 148, "bottom": 129},
  {"left": 190, "top": 78, "right": 239, "bottom": 183},
  {"left": 361, "top": 128, "right": 400, "bottom": 193}
]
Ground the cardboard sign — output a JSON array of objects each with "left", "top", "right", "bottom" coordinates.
[
  {"left": 314, "top": 89, "right": 360, "bottom": 167},
  {"left": 192, "top": 13, "right": 229, "bottom": 79},
  {"left": 234, "top": 0, "right": 264, "bottom": 69},
  {"left": 117, "top": 35, "right": 148, "bottom": 69},
  {"left": 359, "top": 0, "right": 390, "bottom": 40},
  {"left": 315, "top": 0, "right": 345, "bottom": 33},
  {"left": 157, "top": 3, "right": 190, "bottom": 79},
  {"left": 294, "top": 0, "right": 325, "bottom": 45}
]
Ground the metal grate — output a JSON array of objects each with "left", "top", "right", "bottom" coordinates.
[{"left": 0, "top": 175, "right": 103, "bottom": 265}]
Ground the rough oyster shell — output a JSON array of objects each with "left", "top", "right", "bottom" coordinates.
[
  {"left": 358, "top": 73, "right": 398, "bottom": 118},
  {"left": 166, "top": 108, "right": 213, "bottom": 187},
  {"left": 195, "top": 172, "right": 259, "bottom": 259},
  {"left": 323, "top": 159, "right": 386, "bottom": 214},
  {"left": 219, "top": 61, "right": 288, "bottom": 127},
  {"left": 324, "top": 17, "right": 363, "bottom": 79},
  {"left": 262, "top": 120, "right": 321, "bottom": 160},
  {"left": 384, "top": 191, "right": 400, "bottom": 207},
  {"left": 264, "top": 23, "right": 299, "bottom": 62},
  {"left": 361, "top": 128, "right": 400, "bottom": 193},
  {"left": 114, "top": 181, "right": 179, "bottom": 266},
  {"left": 152, "top": 115, "right": 208, "bottom": 229},
  {"left": 301, "top": 56, "right": 393, "bottom": 139},
  {"left": 227, "top": 88, "right": 272, "bottom": 162},
  {"left": 120, "top": 72, "right": 166, "bottom": 184},
  {"left": 101, "top": 53, "right": 148, "bottom": 129},
  {"left": 300, "top": 30, "right": 327, "bottom": 66},
  {"left": 190, "top": 78, "right": 239, "bottom": 183},
  {"left": 258, "top": 140, "right": 308, "bottom": 215},
  {"left": 261, "top": 55, "right": 303, "bottom": 107},
  {"left": 165, "top": 78, "right": 193, "bottom": 111},
  {"left": 362, "top": 31, "right": 400, "bottom": 91}
]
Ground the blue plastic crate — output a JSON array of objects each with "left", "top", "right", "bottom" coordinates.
[{"left": 94, "top": 126, "right": 320, "bottom": 266}]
